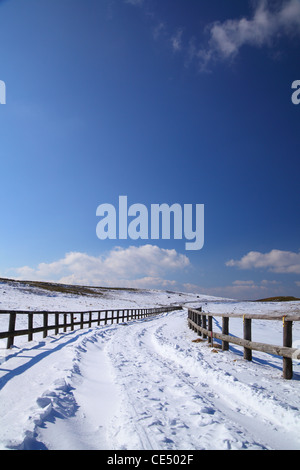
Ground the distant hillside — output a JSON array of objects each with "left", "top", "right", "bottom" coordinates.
[
  {"left": 255, "top": 296, "right": 300, "bottom": 302},
  {"left": 0, "top": 277, "right": 140, "bottom": 297}
]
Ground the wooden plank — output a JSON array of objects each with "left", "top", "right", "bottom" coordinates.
[
  {"left": 0, "top": 306, "right": 179, "bottom": 349},
  {"left": 188, "top": 318, "right": 300, "bottom": 360},
  {"left": 185, "top": 307, "right": 300, "bottom": 322}
]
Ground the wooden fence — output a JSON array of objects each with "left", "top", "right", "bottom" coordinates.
[
  {"left": 187, "top": 307, "right": 300, "bottom": 380},
  {"left": 0, "top": 306, "right": 182, "bottom": 349}
]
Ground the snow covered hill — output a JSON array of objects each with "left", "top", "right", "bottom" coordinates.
[{"left": 0, "top": 278, "right": 300, "bottom": 450}]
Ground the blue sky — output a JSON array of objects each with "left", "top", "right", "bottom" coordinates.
[{"left": 0, "top": 0, "right": 300, "bottom": 299}]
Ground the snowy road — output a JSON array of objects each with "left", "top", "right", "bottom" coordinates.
[{"left": 1, "top": 308, "right": 300, "bottom": 450}]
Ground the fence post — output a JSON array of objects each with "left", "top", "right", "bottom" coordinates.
[
  {"left": 80, "top": 312, "right": 84, "bottom": 330},
  {"left": 64, "top": 313, "right": 67, "bottom": 332},
  {"left": 7, "top": 312, "right": 16, "bottom": 349},
  {"left": 243, "top": 316, "right": 252, "bottom": 361},
  {"left": 43, "top": 313, "right": 48, "bottom": 338},
  {"left": 283, "top": 317, "right": 293, "bottom": 380},
  {"left": 208, "top": 316, "right": 213, "bottom": 345},
  {"left": 202, "top": 315, "right": 207, "bottom": 339},
  {"left": 71, "top": 313, "right": 74, "bottom": 331},
  {"left": 28, "top": 313, "right": 33, "bottom": 342},
  {"left": 222, "top": 317, "right": 229, "bottom": 351},
  {"left": 197, "top": 315, "right": 202, "bottom": 336},
  {"left": 188, "top": 309, "right": 191, "bottom": 329},
  {"left": 55, "top": 313, "right": 59, "bottom": 335},
  {"left": 197, "top": 311, "right": 202, "bottom": 337}
]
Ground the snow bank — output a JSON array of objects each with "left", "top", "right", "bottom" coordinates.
[{"left": 0, "top": 280, "right": 299, "bottom": 450}]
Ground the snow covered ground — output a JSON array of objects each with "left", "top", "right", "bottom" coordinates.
[{"left": 0, "top": 279, "right": 300, "bottom": 450}]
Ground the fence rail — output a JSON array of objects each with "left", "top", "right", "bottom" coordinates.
[
  {"left": 0, "top": 306, "right": 182, "bottom": 349},
  {"left": 187, "top": 307, "right": 300, "bottom": 380}
]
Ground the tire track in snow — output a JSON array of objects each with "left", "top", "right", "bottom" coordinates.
[
  {"left": 104, "top": 313, "right": 269, "bottom": 450},
  {"left": 7, "top": 310, "right": 299, "bottom": 450},
  {"left": 151, "top": 313, "right": 300, "bottom": 450}
]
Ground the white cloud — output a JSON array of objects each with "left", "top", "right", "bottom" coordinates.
[
  {"left": 12, "top": 245, "right": 190, "bottom": 288},
  {"left": 124, "top": 0, "right": 300, "bottom": 70},
  {"left": 199, "top": 0, "right": 300, "bottom": 68},
  {"left": 153, "top": 22, "right": 166, "bottom": 41},
  {"left": 226, "top": 249, "right": 300, "bottom": 274},
  {"left": 125, "top": 0, "right": 144, "bottom": 6},
  {"left": 232, "top": 279, "right": 255, "bottom": 286},
  {"left": 195, "top": 279, "right": 285, "bottom": 300},
  {"left": 171, "top": 28, "right": 183, "bottom": 52}
]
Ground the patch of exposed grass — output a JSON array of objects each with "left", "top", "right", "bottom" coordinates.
[
  {"left": 255, "top": 296, "right": 300, "bottom": 302},
  {"left": 0, "top": 277, "right": 143, "bottom": 297}
]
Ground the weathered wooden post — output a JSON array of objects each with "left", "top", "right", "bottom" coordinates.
[
  {"left": 202, "top": 314, "right": 207, "bottom": 339},
  {"left": 197, "top": 310, "right": 202, "bottom": 337},
  {"left": 71, "top": 313, "right": 74, "bottom": 331},
  {"left": 243, "top": 316, "right": 252, "bottom": 361},
  {"left": 80, "top": 312, "right": 84, "bottom": 330},
  {"left": 64, "top": 313, "right": 67, "bottom": 332},
  {"left": 208, "top": 316, "right": 213, "bottom": 345},
  {"left": 188, "top": 309, "right": 192, "bottom": 329},
  {"left": 43, "top": 312, "right": 48, "bottom": 338},
  {"left": 191, "top": 310, "right": 195, "bottom": 331},
  {"left": 222, "top": 317, "right": 229, "bottom": 351},
  {"left": 7, "top": 312, "right": 16, "bottom": 349},
  {"left": 28, "top": 313, "right": 33, "bottom": 342},
  {"left": 55, "top": 313, "right": 59, "bottom": 335},
  {"left": 283, "top": 317, "right": 293, "bottom": 380}
]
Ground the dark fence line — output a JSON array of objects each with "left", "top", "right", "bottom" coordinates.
[
  {"left": 187, "top": 307, "right": 300, "bottom": 380},
  {"left": 0, "top": 306, "right": 182, "bottom": 349}
]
